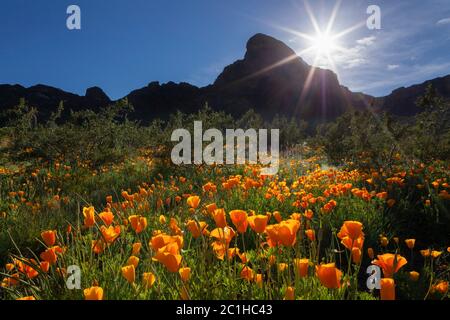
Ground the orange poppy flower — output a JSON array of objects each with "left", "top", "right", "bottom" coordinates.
[
  {"left": 41, "top": 230, "right": 57, "bottom": 247},
  {"left": 316, "top": 263, "right": 342, "bottom": 289},
  {"left": 40, "top": 261, "right": 50, "bottom": 273},
  {"left": 351, "top": 247, "right": 362, "bottom": 264},
  {"left": 169, "top": 218, "right": 183, "bottom": 235},
  {"left": 337, "top": 221, "right": 364, "bottom": 241},
  {"left": 304, "top": 209, "right": 314, "bottom": 220},
  {"left": 255, "top": 274, "right": 263, "bottom": 288},
  {"left": 284, "top": 286, "right": 295, "bottom": 300},
  {"left": 121, "top": 265, "right": 135, "bottom": 284},
  {"left": 99, "top": 211, "right": 114, "bottom": 226},
  {"left": 278, "top": 263, "right": 288, "bottom": 272},
  {"left": 432, "top": 281, "right": 448, "bottom": 294},
  {"left": 40, "top": 246, "right": 63, "bottom": 265},
  {"left": 83, "top": 206, "right": 95, "bottom": 228},
  {"left": 92, "top": 240, "right": 105, "bottom": 254},
  {"left": 206, "top": 203, "right": 217, "bottom": 214},
  {"left": 372, "top": 253, "right": 407, "bottom": 278},
  {"left": 126, "top": 256, "right": 140, "bottom": 268},
  {"left": 341, "top": 235, "right": 364, "bottom": 251},
  {"left": 100, "top": 225, "right": 121, "bottom": 244},
  {"left": 230, "top": 210, "right": 248, "bottom": 234},
  {"left": 273, "top": 211, "right": 282, "bottom": 223},
  {"left": 179, "top": 267, "right": 191, "bottom": 282},
  {"left": 84, "top": 286, "right": 103, "bottom": 300},
  {"left": 128, "top": 215, "right": 148, "bottom": 234},
  {"left": 409, "top": 271, "right": 420, "bottom": 281},
  {"left": 240, "top": 266, "right": 254, "bottom": 281},
  {"left": 132, "top": 242, "right": 142, "bottom": 255},
  {"left": 212, "top": 209, "right": 228, "bottom": 228},
  {"left": 16, "top": 296, "right": 36, "bottom": 300},
  {"left": 405, "top": 239, "right": 415, "bottom": 249},
  {"left": 154, "top": 251, "right": 182, "bottom": 272},
  {"left": 187, "top": 196, "right": 200, "bottom": 209},
  {"left": 16, "top": 259, "right": 39, "bottom": 279},
  {"left": 294, "top": 258, "right": 309, "bottom": 278},
  {"left": 211, "top": 241, "right": 227, "bottom": 260},
  {"left": 420, "top": 249, "right": 431, "bottom": 257},
  {"left": 142, "top": 272, "right": 156, "bottom": 289},
  {"left": 278, "top": 219, "right": 300, "bottom": 246},
  {"left": 210, "top": 227, "right": 236, "bottom": 244},
  {"left": 248, "top": 215, "right": 269, "bottom": 233},
  {"left": 380, "top": 278, "right": 395, "bottom": 300},
  {"left": 150, "top": 233, "right": 183, "bottom": 252},
  {"left": 305, "top": 229, "right": 315, "bottom": 241},
  {"left": 186, "top": 220, "right": 208, "bottom": 239},
  {"left": 431, "top": 251, "right": 442, "bottom": 259}
]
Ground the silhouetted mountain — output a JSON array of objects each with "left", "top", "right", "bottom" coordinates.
[
  {"left": 0, "top": 33, "right": 449, "bottom": 124},
  {"left": 0, "top": 84, "right": 111, "bottom": 119},
  {"left": 201, "top": 33, "right": 372, "bottom": 122},
  {"left": 377, "top": 75, "right": 450, "bottom": 116}
]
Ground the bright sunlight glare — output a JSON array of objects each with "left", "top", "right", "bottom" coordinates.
[{"left": 311, "top": 32, "right": 337, "bottom": 56}]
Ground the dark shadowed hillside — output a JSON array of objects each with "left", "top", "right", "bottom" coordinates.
[{"left": 1, "top": 33, "right": 449, "bottom": 123}]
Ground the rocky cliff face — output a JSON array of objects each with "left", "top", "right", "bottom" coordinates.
[{"left": 0, "top": 33, "right": 448, "bottom": 123}]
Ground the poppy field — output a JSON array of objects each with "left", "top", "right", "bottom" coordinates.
[{"left": 1, "top": 141, "right": 449, "bottom": 300}]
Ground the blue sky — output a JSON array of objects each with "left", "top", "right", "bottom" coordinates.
[{"left": 0, "top": 0, "right": 449, "bottom": 99}]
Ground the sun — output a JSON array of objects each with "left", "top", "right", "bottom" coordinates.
[
  {"left": 271, "top": 0, "right": 366, "bottom": 73},
  {"left": 310, "top": 32, "right": 338, "bottom": 56}
]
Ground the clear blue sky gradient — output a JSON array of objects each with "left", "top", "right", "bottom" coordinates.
[{"left": 1, "top": 0, "right": 450, "bottom": 99}]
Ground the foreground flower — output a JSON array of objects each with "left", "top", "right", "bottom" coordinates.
[
  {"left": 266, "top": 219, "right": 300, "bottom": 247},
  {"left": 380, "top": 278, "right": 395, "bottom": 300},
  {"left": 128, "top": 215, "right": 148, "bottom": 234},
  {"left": 92, "top": 239, "right": 106, "bottom": 254},
  {"left": 405, "top": 239, "right": 415, "bottom": 249},
  {"left": 372, "top": 254, "right": 407, "bottom": 278},
  {"left": 230, "top": 210, "right": 248, "bottom": 234},
  {"left": 316, "top": 263, "right": 342, "bottom": 289},
  {"left": 431, "top": 250, "right": 442, "bottom": 259},
  {"left": 126, "top": 256, "right": 140, "bottom": 268},
  {"left": 187, "top": 196, "right": 200, "bottom": 209},
  {"left": 284, "top": 286, "right": 295, "bottom": 300},
  {"left": 121, "top": 265, "right": 136, "bottom": 284},
  {"left": 142, "top": 272, "right": 156, "bottom": 289},
  {"left": 210, "top": 227, "right": 236, "bottom": 260},
  {"left": 99, "top": 211, "right": 114, "bottom": 226},
  {"left": 83, "top": 206, "right": 96, "bottom": 228},
  {"left": 40, "top": 246, "right": 63, "bottom": 265},
  {"left": 212, "top": 209, "right": 227, "bottom": 228},
  {"left": 41, "top": 230, "right": 56, "bottom": 247},
  {"left": 84, "top": 286, "right": 103, "bottom": 300},
  {"left": 16, "top": 296, "right": 36, "bottom": 300},
  {"left": 337, "top": 221, "right": 364, "bottom": 241},
  {"left": 186, "top": 220, "right": 208, "bottom": 238},
  {"left": 240, "top": 266, "right": 254, "bottom": 281},
  {"left": 179, "top": 267, "right": 191, "bottom": 282},
  {"left": 154, "top": 249, "right": 182, "bottom": 273},
  {"left": 351, "top": 247, "right": 362, "bottom": 264},
  {"left": 132, "top": 242, "right": 142, "bottom": 255},
  {"left": 100, "top": 225, "right": 121, "bottom": 244},
  {"left": 294, "top": 258, "right": 309, "bottom": 278},
  {"left": 409, "top": 271, "right": 420, "bottom": 282},
  {"left": 248, "top": 215, "right": 268, "bottom": 233},
  {"left": 432, "top": 281, "right": 448, "bottom": 294}
]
